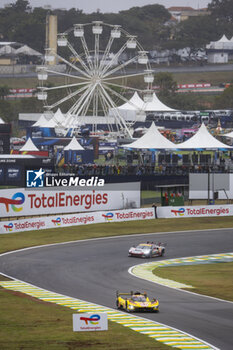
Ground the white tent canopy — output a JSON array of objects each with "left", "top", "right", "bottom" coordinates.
[
  {"left": 207, "top": 34, "right": 233, "bottom": 50},
  {"left": 123, "top": 122, "right": 177, "bottom": 149},
  {"left": 117, "top": 91, "right": 175, "bottom": 112},
  {"left": 61, "top": 113, "right": 86, "bottom": 128},
  {"left": 218, "top": 34, "right": 230, "bottom": 43},
  {"left": 123, "top": 123, "right": 232, "bottom": 150},
  {"left": 118, "top": 92, "right": 145, "bottom": 110},
  {"left": 15, "top": 45, "right": 42, "bottom": 56},
  {"left": 32, "top": 114, "right": 57, "bottom": 128},
  {"left": 19, "top": 137, "right": 39, "bottom": 151},
  {"left": 144, "top": 93, "right": 175, "bottom": 112},
  {"left": 222, "top": 130, "right": 233, "bottom": 139},
  {"left": 41, "top": 117, "right": 57, "bottom": 128},
  {"left": 32, "top": 114, "right": 49, "bottom": 127},
  {"left": 64, "top": 136, "right": 84, "bottom": 151},
  {"left": 177, "top": 123, "right": 232, "bottom": 149},
  {"left": 110, "top": 91, "right": 175, "bottom": 122},
  {"left": 0, "top": 45, "right": 16, "bottom": 54},
  {"left": 52, "top": 108, "right": 66, "bottom": 125},
  {"left": 109, "top": 92, "right": 146, "bottom": 122}
]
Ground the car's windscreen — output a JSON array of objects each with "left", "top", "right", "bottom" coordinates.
[
  {"left": 132, "top": 296, "right": 147, "bottom": 302},
  {"left": 137, "top": 245, "right": 151, "bottom": 249}
]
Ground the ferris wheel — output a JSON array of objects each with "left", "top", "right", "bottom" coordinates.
[{"left": 36, "top": 21, "right": 154, "bottom": 137}]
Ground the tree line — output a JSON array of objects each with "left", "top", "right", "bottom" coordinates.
[
  {"left": 0, "top": 0, "right": 233, "bottom": 128},
  {"left": 0, "top": 0, "right": 232, "bottom": 53}
]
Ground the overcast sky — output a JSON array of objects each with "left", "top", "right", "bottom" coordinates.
[{"left": 3, "top": 0, "right": 211, "bottom": 13}]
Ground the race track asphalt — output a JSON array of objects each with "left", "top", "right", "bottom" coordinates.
[{"left": 0, "top": 228, "right": 233, "bottom": 349}]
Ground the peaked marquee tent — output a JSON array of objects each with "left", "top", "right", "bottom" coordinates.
[
  {"left": 123, "top": 122, "right": 178, "bottom": 149},
  {"left": 144, "top": 93, "right": 175, "bottom": 112},
  {"left": 176, "top": 123, "right": 232, "bottom": 149},
  {"left": 123, "top": 123, "right": 232, "bottom": 151},
  {"left": 110, "top": 91, "right": 175, "bottom": 122},
  {"left": 19, "top": 137, "right": 39, "bottom": 151},
  {"left": 117, "top": 91, "right": 175, "bottom": 112},
  {"left": 109, "top": 92, "right": 146, "bottom": 122},
  {"left": 64, "top": 136, "right": 84, "bottom": 151},
  {"left": 52, "top": 108, "right": 66, "bottom": 125},
  {"left": 15, "top": 45, "right": 42, "bottom": 57},
  {"left": 207, "top": 34, "right": 233, "bottom": 50},
  {"left": 222, "top": 130, "right": 233, "bottom": 139},
  {"left": 118, "top": 92, "right": 145, "bottom": 110},
  {"left": 32, "top": 114, "right": 49, "bottom": 127}
]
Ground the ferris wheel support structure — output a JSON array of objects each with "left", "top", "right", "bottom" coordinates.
[{"left": 37, "top": 21, "right": 154, "bottom": 138}]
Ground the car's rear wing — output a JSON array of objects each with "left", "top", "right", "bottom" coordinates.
[
  {"left": 154, "top": 242, "right": 167, "bottom": 247},
  {"left": 116, "top": 291, "right": 147, "bottom": 297},
  {"left": 116, "top": 291, "right": 133, "bottom": 297}
]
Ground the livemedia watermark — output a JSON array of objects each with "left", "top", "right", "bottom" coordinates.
[{"left": 26, "top": 168, "right": 105, "bottom": 188}]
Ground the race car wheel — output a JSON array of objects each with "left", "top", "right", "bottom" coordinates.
[
  {"left": 126, "top": 300, "right": 129, "bottom": 312},
  {"left": 116, "top": 299, "right": 121, "bottom": 309},
  {"left": 126, "top": 301, "right": 132, "bottom": 313}
]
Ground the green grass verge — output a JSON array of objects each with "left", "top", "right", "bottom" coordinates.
[
  {"left": 0, "top": 287, "right": 170, "bottom": 350},
  {"left": 172, "top": 70, "right": 233, "bottom": 86},
  {"left": 0, "top": 216, "right": 233, "bottom": 254},
  {"left": 154, "top": 262, "right": 233, "bottom": 302},
  {"left": 141, "top": 190, "right": 160, "bottom": 199}
]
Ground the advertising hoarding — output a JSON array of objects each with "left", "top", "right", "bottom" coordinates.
[
  {"left": 157, "top": 204, "right": 233, "bottom": 219},
  {"left": 0, "top": 208, "right": 155, "bottom": 234},
  {"left": 73, "top": 313, "right": 108, "bottom": 332},
  {"left": 0, "top": 182, "right": 140, "bottom": 218}
]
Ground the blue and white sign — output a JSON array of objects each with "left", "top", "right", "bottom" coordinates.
[{"left": 26, "top": 168, "right": 45, "bottom": 188}]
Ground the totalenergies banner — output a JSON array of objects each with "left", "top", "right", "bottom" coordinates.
[
  {"left": 0, "top": 208, "right": 155, "bottom": 234},
  {"left": 73, "top": 313, "right": 108, "bottom": 332},
  {"left": 157, "top": 205, "right": 233, "bottom": 219},
  {"left": 101, "top": 208, "right": 155, "bottom": 222},
  {"left": 0, "top": 183, "right": 140, "bottom": 218}
]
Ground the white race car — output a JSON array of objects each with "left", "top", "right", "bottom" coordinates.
[{"left": 128, "top": 242, "right": 165, "bottom": 258}]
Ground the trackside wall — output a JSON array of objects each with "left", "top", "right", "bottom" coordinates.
[
  {"left": 1, "top": 204, "right": 232, "bottom": 235},
  {"left": 0, "top": 208, "right": 155, "bottom": 234}
]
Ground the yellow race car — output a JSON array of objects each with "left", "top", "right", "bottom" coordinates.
[{"left": 116, "top": 291, "right": 159, "bottom": 312}]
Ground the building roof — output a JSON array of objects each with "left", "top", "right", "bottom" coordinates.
[
  {"left": 0, "top": 42, "right": 16, "bottom": 46},
  {"left": 168, "top": 6, "right": 194, "bottom": 11}
]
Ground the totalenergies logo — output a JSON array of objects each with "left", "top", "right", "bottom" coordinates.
[
  {"left": 4, "top": 223, "right": 13, "bottom": 231},
  {"left": 51, "top": 217, "right": 61, "bottom": 226},
  {"left": 80, "top": 314, "right": 100, "bottom": 325},
  {"left": 171, "top": 208, "right": 185, "bottom": 217},
  {"left": 102, "top": 212, "right": 114, "bottom": 221},
  {"left": 0, "top": 192, "right": 25, "bottom": 212}
]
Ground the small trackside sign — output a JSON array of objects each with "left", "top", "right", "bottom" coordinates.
[{"left": 73, "top": 313, "right": 108, "bottom": 332}]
